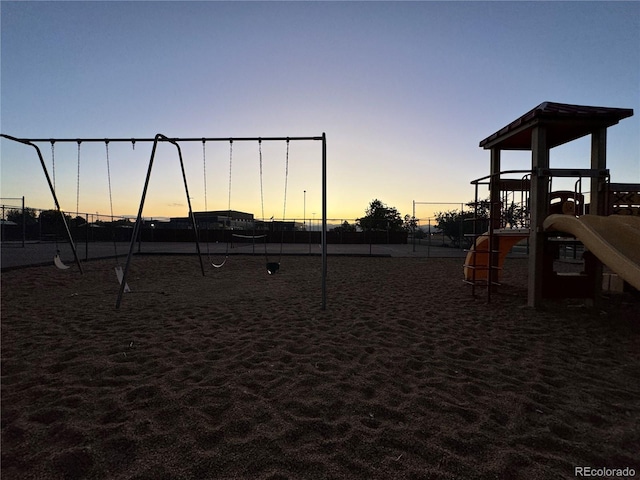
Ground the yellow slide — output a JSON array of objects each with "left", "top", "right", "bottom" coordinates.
[
  {"left": 463, "top": 231, "right": 529, "bottom": 282},
  {"left": 543, "top": 214, "right": 640, "bottom": 291}
]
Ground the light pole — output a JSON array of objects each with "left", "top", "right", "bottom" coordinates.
[
  {"left": 311, "top": 212, "right": 316, "bottom": 253},
  {"left": 303, "top": 190, "right": 306, "bottom": 231}
]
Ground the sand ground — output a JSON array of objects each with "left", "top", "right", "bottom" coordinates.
[{"left": 1, "top": 255, "right": 639, "bottom": 479}]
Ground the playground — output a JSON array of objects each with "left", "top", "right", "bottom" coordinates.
[
  {"left": 3, "top": 102, "right": 639, "bottom": 308},
  {"left": 2, "top": 102, "right": 639, "bottom": 479},
  {"left": 463, "top": 102, "right": 640, "bottom": 306}
]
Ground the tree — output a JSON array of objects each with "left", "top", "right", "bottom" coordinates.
[
  {"left": 72, "top": 215, "right": 87, "bottom": 227},
  {"left": 356, "top": 199, "right": 405, "bottom": 232},
  {"left": 434, "top": 200, "right": 490, "bottom": 247},
  {"left": 332, "top": 220, "right": 356, "bottom": 233},
  {"left": 403, "top": 214, "right": 418, "bottom": 232},
  {"left": 6, "top": 207, "right": 37, "bottom": 225},
  {"left": 38, "top": 209, "right": 72, "bottom": 234},
  {"left": 95, "top": 217, "right": 132, "bottom": 227},
  {"left": 504, "top": 201, "right": 528, "bottom": 228}
]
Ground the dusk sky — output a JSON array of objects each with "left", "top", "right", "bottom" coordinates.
[{"left": 1, "top": 1, "right": 638, "bottom": 224}]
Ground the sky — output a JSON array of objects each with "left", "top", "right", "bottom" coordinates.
[{"left": 1, "top": 1, "right": 639, "bottom": 225}]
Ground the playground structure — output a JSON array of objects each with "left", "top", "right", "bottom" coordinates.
[
  {"left": 0, "top": 133, "right": 327, "bottom": 309},
  {"left": 464, "top": 102, "right": 638, "bottom": 307}
]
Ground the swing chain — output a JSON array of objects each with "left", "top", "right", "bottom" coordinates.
[
  {"left": 282, "top": 138, "right": 289, "bottom": 222},
  {"left": 279, "top": 139, "right": 290, "bottom": 260},
  {"left": 227, "top": 139, "right": 233, "bottom": 220},
  {"left": 203, "top": 138, "right": 234, "bottom": 268},
  {"left": 76, "top": 140, "right": 82, "bottom": 218},
  {"left": 202, "top": 139, "right": 207, "bottom": 212},
  {"left": 105, "top": 140, "right": 115, "bottom": 221},
  {"left": 48, "top": 139, "right": 64, "bottom": 260},
  {"left": 50, "top": 140, "right": 56, "bottom": 192},
  {"left": 259, "top": 139, "right": 265, "bottom": 222},
  {"left": 257, "top": 138, "right": 290, "bottom": 273}
]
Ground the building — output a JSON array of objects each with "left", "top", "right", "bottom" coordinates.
[
  {"left": 168, "top": 210, "right": 304, "bottom": 232},
  {"left": 168, "top": 210, "right": 254, "bottom": 230}
]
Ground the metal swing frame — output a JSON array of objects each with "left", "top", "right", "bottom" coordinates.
[
  {"left": 1, "top": 134, "right": 84, "bottom": 273},
  {"left": 116, "top": 134, "right": 205, "bottom": 308},
  {"left": 1, "top": 132, "right": 328, "bottom": 311}
]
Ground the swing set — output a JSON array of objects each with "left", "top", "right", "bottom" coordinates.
[{"left": 1, "top": 132, "right": 328, "bottom": 309}]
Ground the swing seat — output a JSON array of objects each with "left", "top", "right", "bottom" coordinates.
[
  {"left": 54, "top": 254, "right": 71, "bottom": 270},
  {"left": 211, "top": 257, "right": 228, "bottom": 268},
  {"left": 266, "top": 262, "right": 280, "bottom": 275},
  {"left": 115, "top": 266, "right": 131, "bottom": 293}
]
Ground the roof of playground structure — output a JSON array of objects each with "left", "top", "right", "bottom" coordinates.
[{"left": 479, "top": 101, "right": 634, "bottom": 151}]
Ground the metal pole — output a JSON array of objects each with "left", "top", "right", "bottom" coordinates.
[
  {"left": 412, "top": 200, "right": 416, "bottom": 253},
  {"left": 85, "top": 213, "right": 89, "bottom": 260},
  {"left": 116, "top": 134, "right": 207, "bottom": 309},
  {"left": 428, "top": 218, "right": 431, "bottom": 258},
  {"left": 21, "top": 196, "right": 26, "bottom": 247},
  {"left": 116, "top": 135, "right": 161, "bottom": 309},
  {"left": 305, "top": 189, "right": 309, "bottom": 254},
  {"left": 321, "top": 133, "right": 327, "bottom": 311},
  {"left": 460, "top": 202, "right": 464, "bottom": 250},
  {"left": 1, "top": 134, "right": 323, "bottom": 144},
  {"left": 172, "top": 137, "right": 205, "bottom": 276}
]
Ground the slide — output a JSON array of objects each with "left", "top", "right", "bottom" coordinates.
[
  {"left": 543, "top": 214, "right": 640, "bottom": 291},
  {"left": 463, "top": 230, "right": 529, "bottom": 282}
]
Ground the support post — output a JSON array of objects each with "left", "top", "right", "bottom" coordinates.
[
  {"left": 590, "top": 128, "right": 607, "bottom": 215},
  {"left": 85, "top": 213, "right": 89, "bottom": 260},
  {"left": 412, "top": 200, "right": 416, "bottom": 253},
  {"left": 528, "top": 126, "right": 549, "bottom": 307},
  {"left": 321, "top": 132, "right": 327, "bottom": 311},
  {"left": 427, "top": 218, "right": 431, "bottom": 258},
  {"left": 174, "top": 140, "right": 205, "bottom": 276},
  {"left": 116, "top": 134, "right": 204, "bottom": 309},
  {"left": 589, "top": 128, "right": 607, "bottom": 301},
  {"left": 21, "top": 196, "right": 26, "bottom": 248},
  {"left": 488, "top": 148, "right": 501, "bottom": 298},
  {"left": 489, "top": 149, "right": 501, "bottom": 228},
  {"left": 117, "top": 137, "right": 159, "bottom": 309}
]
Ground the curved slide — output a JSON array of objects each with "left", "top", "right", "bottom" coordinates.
[
  {"left": 463, "top": 231, "right": 529, "bottom": 282},
  {"left": 543, "top": 214, "right": 640, "bottom": 291}
]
